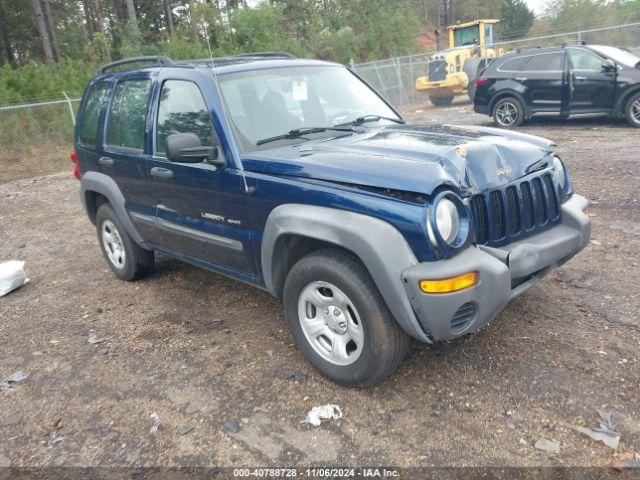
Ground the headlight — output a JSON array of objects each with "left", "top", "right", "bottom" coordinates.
[
  {"left": 553, "top": 156, "right": 566, "bottom": 190},
  {"left": 427, "top": 192, "right": 469, "bottom": 253},
  {"left": 553, "top": 156, "right": 572, "bottom": 200},
  {"left": 436, "top": 198, "right": 460, "bottom": 244}
]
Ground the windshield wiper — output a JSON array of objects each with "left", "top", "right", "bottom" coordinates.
[
  {"left": 338, "top": 114, "right": 405, "bottom": 126},
  {"left": 256, "top": 126, "right": 356, "bottom": 146}
]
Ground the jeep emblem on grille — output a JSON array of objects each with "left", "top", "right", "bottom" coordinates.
[{"left": 496, "top": 165, "right": 512, "bottom": 176}]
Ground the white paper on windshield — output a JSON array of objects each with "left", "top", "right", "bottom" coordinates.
[{"left": 292, "top": 81, "right": 308, "bottom": 101}]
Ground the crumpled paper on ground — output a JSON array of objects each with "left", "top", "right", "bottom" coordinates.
[
  {"left": 0, "top": 261, "right": 28, "bottom": 297},
  {"left": 306, "top": 404, "right": 342, "bottom": 427}
]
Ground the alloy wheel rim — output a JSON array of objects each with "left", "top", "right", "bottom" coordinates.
[
  {"left": 496, "top": 102, "right": 518, "bottom": 126},
  {"left": 101, "top": 220, "right": 126, "bottom": 269},
  {"left": 297, "top": 281, "right": 364, "bottom": 366},
  {"left": 632, "top": 99, "right": 640, "bottom": 123}
]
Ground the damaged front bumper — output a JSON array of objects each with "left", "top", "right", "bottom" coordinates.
[{"left": 401, "top": 194, "right": 591, "bottom": 342}]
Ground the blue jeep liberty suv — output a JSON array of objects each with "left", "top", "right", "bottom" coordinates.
[{"left": 74, "top": 53, "right": 591, "bottom": 386}]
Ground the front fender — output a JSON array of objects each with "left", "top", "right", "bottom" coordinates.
[{"left": 261, "top": 204, "right": 431, "bottom": 342}]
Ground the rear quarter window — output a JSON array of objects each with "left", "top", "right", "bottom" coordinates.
[{"left": 78, "top": 83, "right": 108, "bottom": 145}]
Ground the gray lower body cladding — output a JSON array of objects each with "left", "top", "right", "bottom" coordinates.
[{"left": 402, "top": 194, "right": 590, "bottom": 341}]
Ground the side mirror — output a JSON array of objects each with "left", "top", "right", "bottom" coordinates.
[
  {"left": 602, "top": 59, "right": 616, "bottom": 72},
  {"left": 165, "top": 132, "right": 225, "bottom": 167}
]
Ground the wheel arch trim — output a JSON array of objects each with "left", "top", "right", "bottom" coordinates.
[{"left": 261, "top": 204, "right": 431, "bottom": 342}]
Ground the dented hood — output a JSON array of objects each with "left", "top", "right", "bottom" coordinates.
[{"left": 242, "top": 124, "right": 555, "bottom": 196}]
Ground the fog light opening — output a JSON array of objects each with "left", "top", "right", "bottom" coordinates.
[{"left": 420, "top": 272, "right": 478, "bottom": 294}]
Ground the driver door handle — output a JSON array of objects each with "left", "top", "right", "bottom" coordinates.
[
  {"left": 150, "top": 166, "right": 173, "bottom": 180},
  {"left": 515, "top": 77, "right": 527, "bottom": 82},
  {"left": 574, "top": 75, "right": 588, "bottom": 81}
]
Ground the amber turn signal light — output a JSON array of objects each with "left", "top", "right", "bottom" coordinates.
[{"left": 420, "top": 272, "right": 478, "bottom": 294}]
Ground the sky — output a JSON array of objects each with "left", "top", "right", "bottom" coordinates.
[{"left": 524, "top": 0, "right": 549, "bottom": 16}]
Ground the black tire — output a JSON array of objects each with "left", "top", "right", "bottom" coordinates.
[
  {"left": 467, "top": 83, "right": 476, "bottom": 102},
  {"left": 624, "top": 92, "right": 640, "bottom": 128},
  {"left": 492, "top": 96, "right": 525, "bottom": 128},
  {"left": 95, "top": 203, "right": 154, "bottom": 281},
  {"left": 430, "top": 95, "right": 454, "bottom": 106},
  {"left": 283, "top": 248, "right": 409, "bottom": 387}
]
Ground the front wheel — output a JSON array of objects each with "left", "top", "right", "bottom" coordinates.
[
  {"left": 625, "top": 92, "right": 640, "bottom": 128},
  {"left": 430, "top": 95, "right": 454, "bottom": 106},
  {"left": 283, "top": 248, "right": 409, "bottom": 387},
  {"left": 492, "top": 96, "right": 525, "bottom": 128}
]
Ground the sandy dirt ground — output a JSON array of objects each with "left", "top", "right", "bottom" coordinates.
[{"left": 1, "top": 99, "right": 639, "bottom": 470}]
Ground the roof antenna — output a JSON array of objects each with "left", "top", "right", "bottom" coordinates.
[{"left": 201, "top": 14, "right": 254, "bottom": 195}]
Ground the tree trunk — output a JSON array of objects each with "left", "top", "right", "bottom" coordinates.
[
  {"left": 125, "top": 0, "right": 136, "bottom": 21},
  {"left": 0, "top": 5, "right": 14, "bottom": 66},
  {"left": 93, "top": 0, "right": 104, "bottom": 35},
  {"left": 31, "top": 0, "right": 54, "bottom": 61},
  {"left": 114, "top": 0, "right": 122, "bottom": 22},
  {"left": 163, "top": 0, "right": 174, "bottom": 36},
  {"left": 42, "top": 0, "right": 59, "bottom": 61},
  {"left": 187, "top": 0, "right": 199, "bottom": 42},
  {"left": 81, "top": 0, "right": 94, "bottom": 37}
]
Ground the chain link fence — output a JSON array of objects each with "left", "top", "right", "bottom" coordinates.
[
  {"left": 0, "top": 95, "right": 80, "bottom": 184},
  {"left": 1, "top": 22, "right": 639, "bottom": 184},
  {"left": 353, "top": 22, "right": 640, "bottom": 108}
]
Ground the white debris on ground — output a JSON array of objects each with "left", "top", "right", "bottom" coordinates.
[
  {"left": 534, "top": 438, "right": 560, "bottom": 453},
  {"left": 149, "top": 412, "right": 160, "bottom": 434},
  {"left": 566, "top": 410, "right": 621, "bottom": 450},
  {"left": 0, "top": 261, "right": 28, "bottom": 297},
  {"left": 306, "top": 404, "right": 342, "bottom": 427}
]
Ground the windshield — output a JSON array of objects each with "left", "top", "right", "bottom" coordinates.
[
  {"left": 590, "top": 45, "right": 640, "bottom": 68},
  {"left": 217, "top": 65, "right": 400, "bottom": 151}
]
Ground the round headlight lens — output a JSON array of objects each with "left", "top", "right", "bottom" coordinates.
[
  {"left": 553, "top": 156, "right": 566, "bottom": 191},
  {"left": 435, "top": 198, "right": 460, "bottom": 244}
]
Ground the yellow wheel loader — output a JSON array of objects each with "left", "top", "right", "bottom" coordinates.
[{"left": 416, "top": 19, "right": 503, "bottom": 106}]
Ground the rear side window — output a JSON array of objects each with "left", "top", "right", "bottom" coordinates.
[
  {"left": 79, "top": 83, "right": 107, "bottom": 145},
  {"left": 106, "top": 79, "right": 152, "bottom": 150},
  {"left": 156, "top": 80, "right": 214, "bottom": 154},
  {"left": 498, "top": 56, "right": 527, "bottom": 72},
  {"left": 525, "top": 53, "right": 564, "bottom": 72}
]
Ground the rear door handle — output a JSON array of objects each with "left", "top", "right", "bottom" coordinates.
[
  {"left": 150, "top": 166, "right": 173, "bottom": 180},
  {"left": 575, "top": 75, "right": 588, "bottom": 81},
  {"left": 515, "top": 77, "right": 527, "bottom": 82},
  {"left": 98, "top": 156, "right": 114, "bottom": 167}
]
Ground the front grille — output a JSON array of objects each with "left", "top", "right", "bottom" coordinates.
[
  {"left": 470, "top": 171, "right": 560, "bottom": 246},
  {"left": 428, "top": 60, "right": 447, "bottom": 82}
]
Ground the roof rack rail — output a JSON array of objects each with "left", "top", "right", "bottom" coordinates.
[
  {"left": 97, "top": 56, "right": 175, "bottom": 75},
  {"left": 175, "top": 52, "right": 297, "bottom": 68},
  {"left": 516, "top": 46, "right": 542, "bottom": 53},
  {"left": 232, "top": 51, "right": 296, "bottom": 59}
]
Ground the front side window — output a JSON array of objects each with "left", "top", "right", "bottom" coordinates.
[
  {"left": 106, "top": 78, "right": 151, "bottom": 150},
  {"left": 79, "top": 83, "right": 107, "bottom": 145},
  {"left": 218, "top": 65, "right": 399, "bottom": 151},
  {"left": 568, "top": 49, "right": 604, "bottom": 71},
  {"left": 156, "top": 80, "right": 214, "bottom": 154},
  {"left": 525, "top": 53, "right": 564, "bottom": 72}
]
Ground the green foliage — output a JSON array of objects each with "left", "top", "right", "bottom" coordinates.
[{"left": 500, "top": 0, "right": 535, "bottom": 40}]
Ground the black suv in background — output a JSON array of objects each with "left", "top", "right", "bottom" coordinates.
[{"left": 473, "top": 44, "right": 640, "bottom": 128}]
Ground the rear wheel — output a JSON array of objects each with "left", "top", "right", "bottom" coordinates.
[
  {"left": 96, "top": 203, "right": 154, "bottom": 281},
  {"left": 283, "top": 248, "right": 409, "bottom": 387},
  {"left": 430, "top": 95, "right": 454, "bottom": 106},
  {"left": 493, "top": 96, "right": 525, "bottom": 128},
  {"left": 625, "top": 92, "right": 640, "bottom": 128}
]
